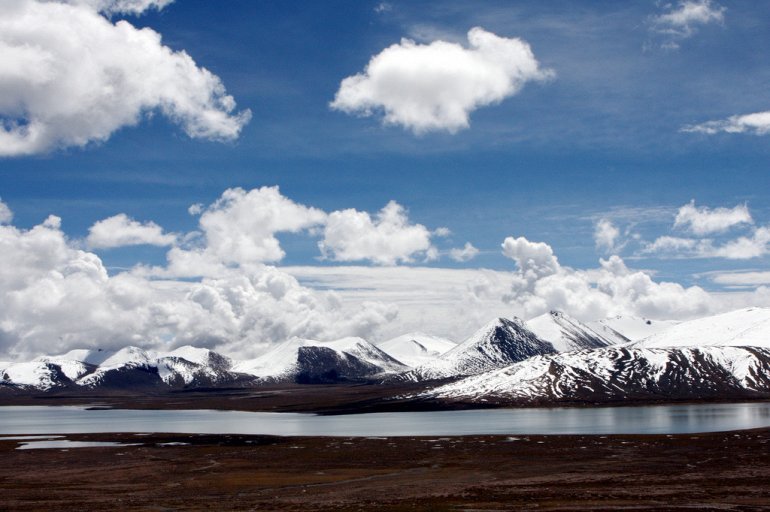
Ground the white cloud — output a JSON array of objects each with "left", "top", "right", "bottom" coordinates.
[
  {"left": 674, "top": 200, "right": 752, "bottom": 235},
  {"left": 642, "top": 228, "right": 770, "bottom": 260},
  {"left": 594, "top": 218, "right": 620, "bottom": 253},
  {"left": 0, "top": 199, "right": 12, "bottom": 224},
  {"left": 66, "top": 0, "right": 173, "bottom": 15},
  {"left": 0, "top": 213, "right": 396, "bottom": 360},
  {"left": 2, "top": 190, "right": 769, "bottom": 360},
  {"left": 330, "top": 27, "right": 553, "bottom": 134},
  {"left": 650, "top": 0, "right": 725, "bottom": 46},
  {"left": 87, "top": 213, "right": 176, "bottom": 249},
  {"left": 167, "top": 187, "right": 326, "bottom": 276},
  {"left": 289, "top": 235, "right": 760, "bottom": 341},
  {"left": 319, "top": 201, "right": 435, "bottom": 265},
  {"left": 0, "top": 0, "right": 250, "bottom": 157},
  {"left": 449, "top": 242, "right": 479, "bottom": 262},
  {"left": 682, "top": 111, "right": 770, "bottom": 135},
  {"left": 501, "top": 236, "right": 560, "bottom": 280},
  {"left": 710, "top": 271, "right": 770, "bottom": 287}
]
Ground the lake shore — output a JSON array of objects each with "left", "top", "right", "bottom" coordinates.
[
  {"left": 3, "top": 382, "right": 769, "bottom": 415},
  {"left": 2, "top": 428, "right": 769, "bottom": 511}
]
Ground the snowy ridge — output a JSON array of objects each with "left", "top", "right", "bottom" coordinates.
[
  {"left": 418, "top": 346, "right": 770, "bottom": 404},
  {"left": 1, "top": 361, "right": 70, "bottom": 390},
  {"left": 525, "top": 311, "right": 627, "bottom": 352},
  {"left": 592, "top": 315, "right": 679, "bottom": 342},
  {"left": 633, "top": 307, "right": 770, "bottom": 349},
  {"left": 377, "top": 333, "right": 456, "bottom": 367},
  {"left": 402, "top": 318, "right": 556, "bottom": 381},
  {"left": 235, "top": 337, "right": 408, "bottom": 382}
]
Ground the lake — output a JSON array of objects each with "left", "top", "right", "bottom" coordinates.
[{"left": 1, "top": 402, "right": 769, "bottom": 437}]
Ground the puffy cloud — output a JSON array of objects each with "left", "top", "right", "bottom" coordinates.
[
  {"left": 682, "top": 111, "right": 770, "bottom": 135},
  {"left": 87, "top": 213, "right": 176, "bottom": 249},
  {"left": 449, "top": 242, "right": 479, "bottom": 262},
  {"left": 319, "top": 201, "right": 435, "bottom": 265},
  {"left": 650, "top": 0, "right": 725, "bottom": 47},
  {"left": 674, "top": 200, "right": 752, "bottom": 235},
  {"left": 594, "top": 218, "right": 620, "bottom": 253},
  {"left": 0, "top": 199, "right": 12, "bottom": 224},
  {"left": 166, "top": 187, "right": 326, "bottom": 276},
  {"left": 0, "top": 0, "right": 250, "bottom": 157},
  {"left": 66, "top": 0, "right": 173, "bottom": 15},
  {"left": 330, "top": 27, "right": 553, "bottom": 134},
  {"left": 0, "top": 213, "right": 395, "bottom": 359},
  {"left": 501, "top": 236, "right": 560, "bottom": 280}
]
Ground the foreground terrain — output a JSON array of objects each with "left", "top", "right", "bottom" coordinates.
[{"left": 1, "top": 429, "right": 769, "bottom": 511}]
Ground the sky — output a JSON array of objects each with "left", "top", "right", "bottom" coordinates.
[{"left": 2, "top": 0, "right": 770, "bottom": 359}]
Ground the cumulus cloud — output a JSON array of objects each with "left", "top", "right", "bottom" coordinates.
[
  {"left": 87, "top": 213, "right": 176, "bottom": 249},
  {"left": 637, "top": 201, "right": 767, "bottom": 260},
  {"left": 0, "top": 211, "right": 396, "bottom": 359},
  {"left": 3, "top": 189, "right": 768, "bottom": 360},
  {"left": 501, "top": 235, "right": 716, "bottom": 321},
  {"left": 682, "top": 111, "right": 770, "bottom": 135},
  {"left": 319, "top": 201, "right": 435, "bottom": 265},
  {"left": 594, "top": 219, "right": 620, "bottom": 253},
  {"left": 330, "top": 27, "right": 553, "bottom": 134},
  {"left": 501, "top": 236, "right": 560, "bottom": 280},
  {"left": 289, "top": 234, "right": 750, "bottom": 342},
  {"left": 0, "top": 0, "right": 250, "bottom": 157},
  {"left": 674, "top": 200, "right": 752, "bottom": 235},
  {"left": 165, "top": 187, "right": 326, "bottom": 276},
  {"left": 650, "top": 0, "right": 725, "bottom": 48},
  {"left": 449, "top": 242, "right": 479, "bottom": 262}
]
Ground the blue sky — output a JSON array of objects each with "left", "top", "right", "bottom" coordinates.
[{"left": 1, "top": 0, "right": 770, "bottom": 357}]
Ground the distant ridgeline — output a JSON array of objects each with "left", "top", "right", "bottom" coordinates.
[{"left": 3, "top": 308, "right": 770, "bottom": 406}]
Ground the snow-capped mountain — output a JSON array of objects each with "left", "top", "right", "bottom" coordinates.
[
  {"left": 0, "top": 361, "right": 73, "bottom": 391},
  {"left": 234, "top": 337, "right": 408, "bottom": 383},
  {"left": 403, "top": 318, "right": 556, "bottom": 381},
  {"left": 590, "top": 315, "right": 679, "bottom": 342},
  {"left": 632, "top": 307, "right": 770, "bottom": 349},
  {"left": 525, "top": 311, "right": 627, "bottom": 352},
  {"left": 377, "top": 333, "right": 456, "bottom": 367},
  {"left": 1, "top": 346, "right": 242, "bottom": 390},
  {"left": 418, "top": 346, "right": 770, "bottom": 404}
]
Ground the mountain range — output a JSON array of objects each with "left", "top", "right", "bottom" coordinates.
[{"left": 3, "top": 307, "right": 770, "bottom": 406}]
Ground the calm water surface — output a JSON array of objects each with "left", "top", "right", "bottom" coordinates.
[{"left": 1, "top": 402, "right": 769, "bottom": 436}]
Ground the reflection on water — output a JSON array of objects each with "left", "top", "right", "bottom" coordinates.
[{"left": 1, "top": 402, "right": 769, "bottom": 437}]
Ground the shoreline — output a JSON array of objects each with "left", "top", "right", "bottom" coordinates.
[{"left": 3, "top": 382, "right": 770, "bottom": 415}]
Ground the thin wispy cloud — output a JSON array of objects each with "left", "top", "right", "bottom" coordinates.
[
  {"left": 649, "top": 0, "right": 725, "bottom": 49},
  {"left": 682, "top": 111, "right": 770, "bottom": 135},
  {"left": 673, "top": 200, "right": 753, "bottom": 235}
]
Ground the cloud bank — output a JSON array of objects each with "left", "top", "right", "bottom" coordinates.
[
  {"left": 0, "top": 0, "right": 250, "bottom": 156},
  {"left": 330, "top": 27, "right": 553, "bottom": 134},
  {"left": 1, "top": 190, "right": 768, "bottom": 360}
]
